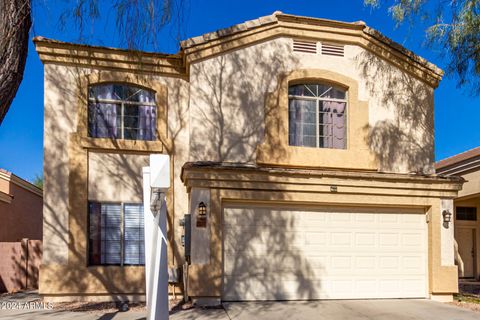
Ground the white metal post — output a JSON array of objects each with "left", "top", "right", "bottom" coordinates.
[{"left": 143, "top": 154, "right": 170, "bottom": 320}]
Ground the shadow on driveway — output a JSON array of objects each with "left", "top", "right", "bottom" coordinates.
[
  {"left": 223, "top": 299, "right": 480, "bottom": 320},
  {"left": 1, "top": 299, "right": 479, "bottom": 319}
]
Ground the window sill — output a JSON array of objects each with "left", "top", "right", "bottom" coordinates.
[
  {"left": 87, "top": 265, "right": 145, "bottom": 269},
  {"left": 287, "top": 144, "right": 347, "bottom": 151},
  {"left": 78, "top": 136, "right": 164, "bottom": 152}
]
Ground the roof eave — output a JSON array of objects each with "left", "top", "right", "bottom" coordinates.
[{"left": 33, "top": 36, "right": 187, "bottom": 78}]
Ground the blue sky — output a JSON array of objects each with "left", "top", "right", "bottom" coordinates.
[{"left": 0, "top": 0, "right": 479, "bottom": 182}]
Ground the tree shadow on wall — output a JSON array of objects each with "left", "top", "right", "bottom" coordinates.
[
  {"left": 354, "top": 49, "right": 435, "bottom": 174},
  {"left": 39, "top": 33, "right": 325, "bottom": 307},
  {"left": 40, "top": 54, "right": 189, "bottom": 303},
  {"left": 185, "top": 37, "right": 321, "bottom": 303},
  {"left": 7, "top": 240, "right": 42, "bottom": 293},
  {"left": 222, "top": 205, "right": 320, "bottom": 302},
  {"left": 189, "top": 39, "right": 295, "bottom": 163}
]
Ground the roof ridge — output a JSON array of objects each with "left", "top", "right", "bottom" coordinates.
[
  {"left": 0, "top": 168, "right": 12, "bottom": 176},
  {"left": 437, "top": 146, "right": 480, "bottom": 163},
  {"left": 436, "top": 146, "right": 480, "bottom": 168},
  {"left": 180, "top": 11, "right": 364, "bottom": 49},
  {"left": 33, "top": 36, "right": 180, "bottom": 58},
  {"left": 179, "top": 11, "right": 442, "bottom": 78}
]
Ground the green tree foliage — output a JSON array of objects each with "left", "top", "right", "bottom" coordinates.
[
  {"left": 32, "top": 174, "right": 43, "bottom": 189},
  {"left": 365, "top": 0, "right": 480, "bottom": 94}
]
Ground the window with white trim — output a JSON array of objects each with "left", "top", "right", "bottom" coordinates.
[
  {"left": 288, "top": 83, "right": 347, "bottom": 149},
  {"left": 88, "top": 202, "right": 145, "bottom": 266},
  {"left": 88, "top": 84, "right": 156, "bottom": 140}
]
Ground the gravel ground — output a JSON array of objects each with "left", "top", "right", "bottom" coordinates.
[
  {"left": 51, "top": 299, "right": 196, "bottom": 313},
  {"left": 451, "top": 300, "right": 480, "bottom": 313},
  {"left": 0, "top": 291, "right": 195, "bottom": 314},
  {"left": 450, "top": 281, "right": 480, "bottom": 313},
  {"left": 4, "top": 283, "right": 480, "bottom": 315},
  {"left": 52, "top": 301, "right": 146, "bottom": 313}
]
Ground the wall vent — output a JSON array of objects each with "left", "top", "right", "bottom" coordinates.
[
  {"left": 321, "top": 42, "right": 344, "bottom": 57},
  {"left": 292, "top": 39, "right": 317, "bottom": 54}
]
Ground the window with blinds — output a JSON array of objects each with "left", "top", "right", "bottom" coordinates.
[{"left": 88, "top": 202, "right": 145, "bottom": 266}]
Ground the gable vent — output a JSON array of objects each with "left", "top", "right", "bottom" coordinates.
[
  {"left": 292, "top": 39, "right": 317, "bottom": 54},
  {"left": 321, "top": 42, "right": 344, "bottom": 57}
]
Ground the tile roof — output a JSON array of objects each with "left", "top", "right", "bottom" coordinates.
[{"left": 435, "top": 146, "right": 480, "bottom": 170}]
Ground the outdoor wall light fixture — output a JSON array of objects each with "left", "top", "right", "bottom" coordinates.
[
  {"left": 196, "top": 202, "right": 207, "bottom": 228},
  {"left": 150, "top": 189, "right": 162, "bottom": 214},
  {"left": 442, "top": 209, "right": 452, "bottom": 228}
]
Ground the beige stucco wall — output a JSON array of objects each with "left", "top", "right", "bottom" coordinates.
[
  {"left": 88, "top": 152, "right": 149, "bottom": 203},
  {"left": 452, "top": 168, "right": 480, "bottom": 279},
  {"left": 41, "top": 34, "right": 438, "bottom": 299},
  {"left": 458, "top": 169, "right": 480, "bottom": 198},
  {"left": 183, "top": 167, "right": 461, "bottom": 300},
  {"left": 189, "top": 37, "right": 434, "bottom": 173},
  {"left": 43, "top": 64, "right": 77, "bottom": 265},
  {"left": 455, "top": 195, "right": 480, "bottom": 279},
  {"left": 41, "top": 62, "right": 190, "bottom": 298}
]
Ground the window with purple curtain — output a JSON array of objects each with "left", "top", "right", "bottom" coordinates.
[
  {"left": 88, "top": 84, "right": 156, "bottom": 141},
  {"left": 288, "top": 83, "right": 347, "bottom": 149}
]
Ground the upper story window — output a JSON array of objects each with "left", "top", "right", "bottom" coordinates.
[
  {"left": 88, "top": 84, "right": 156, "bottom": 141},
  {"left": 288, "top": 83, "right": 347, "bottom": 149}
]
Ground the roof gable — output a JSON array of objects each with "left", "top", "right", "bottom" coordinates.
[
  {"left": 180, "top": 11, "right": 443, "bottom": 87},
  {"left": 34, "top": 11, "right": 443, "bottom": 87}
]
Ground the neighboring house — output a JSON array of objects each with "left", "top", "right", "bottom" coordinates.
[
  {"left": 436, "top": 147, "right": 480, "bottom": 280},
  {"left": 0, "top": 169, "right": 42, "bottom": 241},
  {"left": 0, "top": 169, "right": 43, "bottom": 292},
  {"left": 35, "top": 12, "right": 464, "bottom": 304}
]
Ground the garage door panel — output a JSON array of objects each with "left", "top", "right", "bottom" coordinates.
[
  {"left": 224, "top": 277, "right": 324, "bottom": 301},
  {"left": 224, "top": 254, "right": 305, "bottom": 275},
  {"left": 403, "top": 256, "right": 425, "bottom": 269},
  {"left": 223, "top": 206, "right": 427, "bottom": 301},
  {"left": 402, "top": 233, "right": 424, "bottom": 246},
  {"left": 225, "top": 208, "right": 302, "bottom": 227},
  {"left": 305, "top": 232, "right": 328, "bottom": 245}
]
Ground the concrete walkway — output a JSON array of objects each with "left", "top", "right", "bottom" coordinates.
[{"left": 0, "top": 299, "right": 479, "bottom": 320}]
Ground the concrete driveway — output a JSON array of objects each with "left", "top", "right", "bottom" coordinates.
[
  {"left": 0, "top": 299, "right": 478, "bottom": 320},
  {"left": 222, "top": 299, "right": 479, "bottom": 320}
]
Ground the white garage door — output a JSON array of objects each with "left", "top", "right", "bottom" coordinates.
[{"left": 223, "top": 205, "right": 427, "bottom": 301}]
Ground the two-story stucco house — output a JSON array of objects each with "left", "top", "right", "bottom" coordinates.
[{"left": 35, "top": 12, "right": 464, "bottom": 304}]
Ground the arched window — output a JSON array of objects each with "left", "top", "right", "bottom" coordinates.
[
  {"left": 88, "top": 83, "right": 156, "bottom": 141},
  {"left": 288, "top": 83, "right": 347, "bottom": 149}
]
